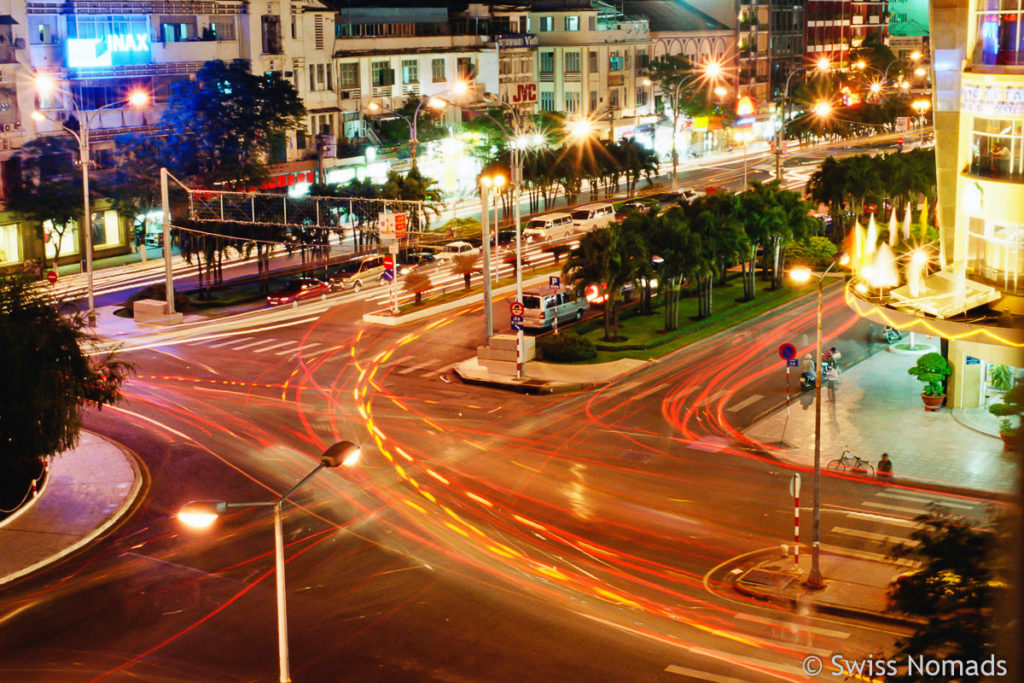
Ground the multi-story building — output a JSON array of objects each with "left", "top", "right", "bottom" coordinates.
[
  {"left": 737, "top": 0, "right": 772, "bottom": 105},
  {"left": 804, "top": 0, "right": 889, "bottom": 70},
  {"left": 528, "top": 0, "right": 655, "bottom": 140},
  {"left": 0, "top": 0, "right": 337, "bottom": 269},
  {"left": 846, "top": 0, "right": 1024, "bottom": 408},
  {"left": 769, "top": 0, "right": 806, "bottom": 100}
]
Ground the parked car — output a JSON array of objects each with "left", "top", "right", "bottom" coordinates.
[
  {"left": 571, "top": 204, "right": 615, "bottom": 232},
  {"left": 395, "top": 250, "right": 436, "bottom": 274},
  {"left": 436, "top": 240, "right": 479, "bottom": 262},
  {"left": 615, "top": 201, "right": 654, "bottom": 221},
  {"left": 523, "top": 212, "right": 574, "bottom": 242},
  {"left": 494, "top": 228, "right": 519, "bottom": 249},
  {"left": 266, "top": 278, "right": 330, "bottom": 305},
  {"left": 329, "top": 254, "right": 387, "bottom": 291},
  {"left": 522, "top": 286, "right": 589, "bottom": 330}
]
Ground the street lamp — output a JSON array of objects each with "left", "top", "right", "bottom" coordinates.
[
  {"left": 788, "top": 252, "right": 849, "bottom": 589},
  {"left": 178, "top": 441, "right": 361, "bottom": 683},
  {"left": 479, "top": 171, "right": 506, "bottom": 339},
  {"left": 912, "top": 99, "right": 931, "bottom": 144},
  {"left": 367, "top": 80, "right": 467, "bottom": 169},
  {"left": 775, "top": 58, "right": 830, "bottom": 183},
  {"left": 33, "top": 75, "right": 150, "bottom": 326}
]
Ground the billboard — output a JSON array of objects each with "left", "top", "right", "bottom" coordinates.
[{"left": 67, "top": 33, "right": 151, "bottom": 68}]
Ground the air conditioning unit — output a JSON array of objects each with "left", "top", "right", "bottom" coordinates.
[{"left": 340, "top": 91, "right": 350, "bottom": 99}]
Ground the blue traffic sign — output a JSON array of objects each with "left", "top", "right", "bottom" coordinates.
[
  {"left": 549, "top": 275, "right": 561, "bottom": 288},
  {"left": 778, "top": 343, "right": 797, "bottom": 361},
  {"left": 786, "top": 359, "right": 798, "bottom": 367},
  {"left": 511, "top": 319, "right": 523, "bottom": 331},
  {"left": 382, "top": 269, "right": 394, "bottom": 282}
]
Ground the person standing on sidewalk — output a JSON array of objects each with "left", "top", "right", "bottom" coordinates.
[
  {"left": 825, "top": 363, "right": 840, "bottom": 401},
  {"left": 877, "top": 453, "right": 893, "bottom": 480}
]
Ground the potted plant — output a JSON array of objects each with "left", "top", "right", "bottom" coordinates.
[
  {"left": 907, "top": 352, "right": 951, "bottom": 411},
  {"left": 989, "top": 384, "right": 1023, "bottom": 451}
]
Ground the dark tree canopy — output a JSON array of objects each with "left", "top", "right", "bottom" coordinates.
[
  {"left": 122, "top": 59, "right": 306, "bottom": 188},
  {"left": 0, "top": 275, "right": 131, "bottom": 467}
]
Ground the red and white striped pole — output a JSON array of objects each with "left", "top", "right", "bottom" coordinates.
[{"left": 791, "top": 473, "right": 801, "bottom": 567}]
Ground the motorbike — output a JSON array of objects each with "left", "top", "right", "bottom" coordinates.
[
  {"left": 884, "top": 326, "right": 902, "bottom": 344},
  {"left": 800, "top": 361, "right": 817, "bottom": 392}
]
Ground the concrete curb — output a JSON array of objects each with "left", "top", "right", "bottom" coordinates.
[
  {"left": 0, "top": 432, "right": 144, "bottom": 587},
  {"left": 453, "top": 368, "right": 599, "bottom": 395}
]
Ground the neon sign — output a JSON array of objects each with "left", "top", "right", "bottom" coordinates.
[{"left": 67, "top": 34, "right": 151, "bottom": 68}]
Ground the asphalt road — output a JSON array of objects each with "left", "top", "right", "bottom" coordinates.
[{"left": 0, "top": 134, "right": 975, "bottom": 683}]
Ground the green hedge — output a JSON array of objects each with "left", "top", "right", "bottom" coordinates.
[{"left": 538, "top": 331, "right": 597, "bottom": 362}]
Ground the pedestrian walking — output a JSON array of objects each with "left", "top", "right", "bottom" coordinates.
[
  {"left": 877, "top": 453, "right": 893, "bottom": 480},
  {"left": 825, "top": 364, "right": 840, "bottom": 401}
]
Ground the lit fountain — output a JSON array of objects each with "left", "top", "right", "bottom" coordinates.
[
  {"left": 888, "top": 208, "right": 898, "bottom": 246},
  {"left": 865, "top": 215, "right": 878, "bottom": 257},
  {"left": 902, "top": 204, "right": 912, "bottom": 241}
]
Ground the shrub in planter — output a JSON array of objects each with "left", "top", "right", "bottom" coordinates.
[
  {"left": 907, "top": 352, "right": 951, "bottom": 410},
  {"left": 538, "top": 331, "right": 597, "bottom": 362},
  {"left": 989, "top": 384, "right": 1022, "bottom": 447}
]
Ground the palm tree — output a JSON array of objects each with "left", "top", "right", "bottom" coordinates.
[
  {"left": 402, "top": 270, "right": 432, "bottom": 305},
  {"left": 562, "top": 224, "right": 644, "bottom": 341},
  {"left": 380, "top": 167, "right": 444, "bottom": 232},
  {"left": 451, "top": 253, "right": 480, "bottom": 290},
  {"left": 806, "top": 156, "right": 848, "bottom": 238}
]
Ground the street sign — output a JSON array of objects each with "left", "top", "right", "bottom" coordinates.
[
  {"left": 778, "top": 343, "right": 796, "bottom": 361},
  {"left": 787, "top": 359, "right": 798, "bottom": 367},
  {"left": 510, "top": 315, "right": 523, "bottom": 331},
  {"left": 549, "top": 275, "right": 561, "bottom": 288},
  {"left": 790, "top": 473, "right": 801, "bottom": 497},
  {"left": 379, "top": 212, "right": 408, "bottom": 240},
  {"left": 510, "top": 301, "right": 525, "bottom": 316},
  {"left": 896, "top": 117, "right": 910, "bottom": 132},
  {"left": 46, "top": 270, "right": 58, "bottom": 285},
  {"left": 383, "top": 255, "right": 394, "bottom": 270}
]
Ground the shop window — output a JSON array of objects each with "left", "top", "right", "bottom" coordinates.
[
  {"left": 0, "top": 223, "right": 19, "bottom": 266},
  {"left": 970, "top": 117, "right": 1024, "bottom": 180},
  {"left": 93, "top": 210, "right": 122, "bottom": 248},
  {"left": 43, "top": 220, "right": 80, "bottom": 260},
  {"left": 975, "top": 2, "right": 1024, "bottom": 66}
]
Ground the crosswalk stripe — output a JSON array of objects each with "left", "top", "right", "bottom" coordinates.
[
  {"left": 627, "top": 382, "right": 668, "bottom": 403},
  {"left": 862, "top": 501, "right": 928, "bottom": 515},
  {"left": 844, "top": 511, "right": 918, "bottom": 528},
  {"left": 232, "top": 339, "right": 273, "bottom": 350},
  {"left": 422, "top": 362, "right": 456, "bottom": 378},
  {"left": 690, "top": 436, "right": 729, "bottom": 453},
  {"left": 247, "top": 340, "right": 297, "bottom": 353},
  {"left": 820, "top": 544, "right": 921, "bottom": 568},
  {"left": 727, "top": 394, "right": 762, "bottom": 412},
  {"left": 397, "top": 359, "right": 440, "bottom": 375},
  {"left": 206, "top": 336, "right": 255, "bottom": 348},
  {"left": 733, "top": 612, "right": 850, "bottom": 639},
  {"left": 830, "top": 527, "right": 919, "bottom": 546},
  {"left": 875, "top": 490, "right": 977, "bottom": 510},
  {"left": 275, "top": 342, "right": 320, "bottom": 356}
]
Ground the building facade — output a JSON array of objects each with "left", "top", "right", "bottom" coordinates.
[{"left": 804, "top": 0, "right": 889, "bottom": 70}]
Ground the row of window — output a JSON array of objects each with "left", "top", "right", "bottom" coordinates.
[
  {"left": 536, "top": 86, "right": 649, "bottom": 113},
  {"left": 368, "top": 58, "right": 472, "bottom": 87},
  {"left": 30, "top": 14, "right": 238, "bottom": 45},
  {"left": 969, "top": 117, "right": 1024, "bottom": 181},
  {"left": 976, "top": 5, "right": 1024, "bottom": 66},
  {"left": 538, "top": 49, "right": 649, "bottom": 75}
]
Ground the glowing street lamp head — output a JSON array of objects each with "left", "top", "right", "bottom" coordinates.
[
  {"left": 127, "top": 89, "right": 150, "bottom": 108},
  {"left": 177, "top": 501, "right": 225, "bottom": 529},
  {"left": 568, "top": 118, "right": 593, "bottom": 140},
  {"left": 426, "top": 97, "right": 447, "bottom": 110},
  {"left": 813, "top": 101, "right": 832, "bottom": 117},
  {"left": 854, "top": 60, "right": 866, "bottom": 70},
  {"left": 31, "top": 110, "right": 46, "bottom": 122},
  {"left": 368, "top": 102, "right": 380, "bottom": 112},
  {"left": 704, "top": 61, "right": 722, "bottom": 79},
  {"left": 714, "top": 86, "right": 727, "bottom": 97},
  {"left": 789, "top": 266, "right": 813, "bottom": 283},
  {"left": 911, "top": 51, "right": 922, "bottom": 61},
  {"left": 319, "top": 440, "right": 361, "bottom": 468},
  {"left": 451, "top": 80, "right": 469, "bottom": 96},
  {"left": 900, "top": 81, "right": 910, "bottom": 91},
  {"left": 35, "top": 74, "right": 57, "bottom": 95},
  {"left": 869, "top": 82, "right": 881, "bottom": 94},
  {"left": 816, "top": 58, "right": 831, "bottom": 72},
  {"left": 641, "top": 77, "right": 652, "bottom": 87},
  {"left": 914, "top": 67, "right": 926, "bottom": 78},
  {"left": 911, "top": 249, "right": 928, "bottom": 266}
]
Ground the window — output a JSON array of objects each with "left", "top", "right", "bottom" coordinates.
[
  {"left": 588, "top": 51, "right": 598, "bottom": 72},
  {"left": 339, "top": 62, "right": 359, "bottom": 89},
  {"left": 372, "top": 60, "right": 394, "bottom": 87},
  {"left": 402, "top": 59, "right": 418, "bottom": 84},
  {"left": 975, "top": 0, "right": 1024, "bottom": 66},
  {"left": 432, "top": 58, "right": 446, "bottom": 82},
  {"left": 636, "top": 87, "right": 648, "bottom": 107},
  {"left": 609, "top": 88, "right": 619, "bottom": 108},
  {"left": 589, "top": 16, "right": 597, "bottom": 31},
  {"left": 314, "top": 16, "right": 324, "bottom": 50},
  {"left": 28, "top": 16, "right": 57, "bottom": 44},
  {"left": 261, "top": 15, "right": 282, "bottom": 54},
  {"left": 540, "top": 90, "right": 555, "bottom": 112},
  {"left": 565, "top": 16, "right": 579, "bottom": 31},
  {"left": 637, "top": 51, "right": 650, "bottom": 70},
  {"left": 209, "top": 16, "right": 236, "bottom": 41},
  {"left": 590, "top": 90, "right": 598, "bottom": 111},
  {"left": 539, "top": 16, "right": 553, "bottom": 32},
  {"left": 540, "top": 51, "right": 554, "bottom": 74},
  {"left": 565, "top": 51, "right": 581, "bottom": 73},
  {"left": 0, "top": 224, "right": 20, "bottom": 266},
  {"left": 609, "top": 53, "right": 623, "bottom": 71},
  {"left": 457, "top": 57, "right": 475, "bottom": 80},
  {"left": 159, "top": 16, "right": 196, "bottom": 43},
  {"left": 309, "top": 65, "right": 316, "bottom": 91},
  {"left": 970, "top": 117, "right": 1024, "bottom": 180},
  {"left": 565, "top": 91, "right": 580, "bottom": 113}
]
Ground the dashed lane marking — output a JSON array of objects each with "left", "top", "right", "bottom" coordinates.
[
  {"left": 830, "top": 527, "right": 919, "bottom": 546},
  {"left": 727, "top": 394, "right": 762, "bottom": 412},
  {"left": 874, "top": 490, "right": 977, "bottom": 510},
  {"left": 275, "top": 342, "right": 321, "bottom": 356},
  {"left": 205, "top": 336, "right": 255, "bottom": 348}
]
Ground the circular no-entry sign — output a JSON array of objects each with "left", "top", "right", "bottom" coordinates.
[
  {"left": 778, "top": 343, "right": 796, "bottom": 361},
  {"left": 383, "top": 255, "right": 394, "bottom": 270},
  {"left": 510, "top": 301, "right": 525, "bottom": 316},
  {"left": 46, "top": 270, "right": 58, "bottom": 285}
]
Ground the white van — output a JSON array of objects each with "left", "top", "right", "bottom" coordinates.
[
  {"left": 436, "top": 240, "right": 478, "bottom": 262},
  {"left": 523, "top": 213, "right": 574, "bottom": 242},
  {"left": 522, "top": 286, "right": 589, "bottom": 330},
  {"left": 571, "top": 204, "right": 615, "bottom": 232}
]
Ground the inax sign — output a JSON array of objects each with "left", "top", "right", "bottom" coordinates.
[{"left": 67, "top": 33, "right": 151, "bottom": 68}]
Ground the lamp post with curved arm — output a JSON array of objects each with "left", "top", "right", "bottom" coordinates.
[
  {"left": 367, "top": 80, "right": 468, "bottom": 169},
  {"left": 178, "top": 441, "right": 362, "bottom": 683},
  {"left": 775, "top": 58, "right": 830, "bottom": 184},
  {"left": 32, "top": 76, "right": 150, "bottom": 326}
]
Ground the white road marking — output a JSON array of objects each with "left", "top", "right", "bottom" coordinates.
[
  {"left": 247, "top": 340, "right": 296, "bottom": 353},
  {"left": 275, "top": 342, "right": 321, "bottom": 356},
  {"left": 844, "top": 511, "right": 918, "bottom": 528},
  {"left": 734, "top": 612, "right": 850, "bottom": 639},
  {"left": 819, "top": 544, "right": 920, "bottom": 568},
  {"left": 206, "top": 336, "right": 255, "bottom": 348},
  {"left": 874, "top": 490, "right": 977, "bottom": 510},
  {"left": 397, "top": 359, "right": 440, "bottom": 375},
  {"left": 830, "top": 527, "right": 919, "bottom": 546},
  {"left": 605, "top": 379, "right": 643, "bottom": 397},
  {"left": 668, "top": 384, "right": 701, "bottom": 400},
  {"left": 664, "top": 665, "right": 748, "bottom": 682},
  {"left": 422, "top": 362, "right": 456, "bottom": 378},
  {"left": 862, "top": 501, "right": 929, "bottom": 515},
  {"left": 689, "top": 437, "right": 729, "bottom": 453},
  {"left": 727, "top": 393, "right": 762, "bottom": 412},
  {"left": 232, "top": 339, "right": 275, "bottom": 350},
  {"left": 626, "top": 381, "right": 668, "bottom": 403}
]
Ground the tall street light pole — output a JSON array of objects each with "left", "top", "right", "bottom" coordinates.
[
  {"left": 789, "top": 252, "right": 848, "bottom": 588},
  {"left": 775, "top": 58, "right": 830, "bottom": 184},
  {"left": 32, "top": 77, "right": 150, "bottom": 326},
  {"left": 178, "top": 441, "right": 362, "bottom": 683}
]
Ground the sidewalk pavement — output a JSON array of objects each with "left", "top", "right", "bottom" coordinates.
[
  {"left": 730, "top": 546, "right": 921, "bottom": 626},
  {"left": 0, "top": 431, "right": 141, "bottom": 586}
]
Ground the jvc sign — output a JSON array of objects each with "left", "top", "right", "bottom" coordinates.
[
  {"left": 511, "top": 83, "right": 537, "bottom": 104},
  {"left": 67, "top": 34, "right": 151, "bottom": 68}
]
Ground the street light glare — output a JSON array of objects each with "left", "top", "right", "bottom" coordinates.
[
  {"left": 915, "top": 67, "right": 926, "bottom": 77},
  {"left": 35, "top": 74, "right": 57, "bottom": 94},
  {"left": 704, "top": 61, "right": 722, "bottom": 79},
  {"left": 714, "top": 86, "right": 727, "bottom": 97},
  {"left": 177, "top": 501, "right": 224, "bottom": 529},
  {"left": 813, "top": 101, "right": 832, "bottom": 117},
  {"left": 911, "top": 51, "right": 922, "bottom": 61},
  {"left": 816, "top": 58, "right": 831, "bottom": 71},
  {"left": 127, "top": 89, "right": 150, "bottom": 108},
  {"left": 568, "top": 118, "right": 593, "bottom": 139},
  {"left": 789, "top": 267, "right": 812, "bottom": 283},
  {"left": 31, "top": 110, "right": 45, "bottom": 121},
  {"left": 870, "top": 82, "right": 881, "bottom": 93},
  {"left": 426, "top": 97, "right": 447, "bottom": 110},
  {"left": 855, "top": 60, "right": 866, "bottom": 70},
  {"left": 452, "top": 80, "right": 469, "bottom": 95}
]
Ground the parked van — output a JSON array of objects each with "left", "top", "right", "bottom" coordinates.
[
  {"left": 571, "top": 204, "right": 615, "bottom": 232},
  {"left": 436, "top": 240, "right": 478, "bottom": 262},
  {"left": 329, "top": 254, "right": 387, "bottom": 291},
  {"left": 522, "top": 286, "right": 589, "bottom": 330},
  {"left": 523, "top": 213, "right": 574, "bottom": 242}
]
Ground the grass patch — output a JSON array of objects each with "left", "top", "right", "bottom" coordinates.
[{"left": 571, "top": 278, "right": 814, "bottom": 363}]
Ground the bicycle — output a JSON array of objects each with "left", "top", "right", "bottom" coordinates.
[{"left": 827, "top": 446, "right": 874, "bottom": 476}]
